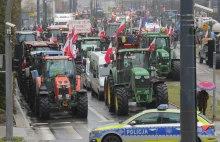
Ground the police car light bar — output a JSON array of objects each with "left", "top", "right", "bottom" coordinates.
[{"left": 157, "top": 104, "right": 168, "bottom": 110}]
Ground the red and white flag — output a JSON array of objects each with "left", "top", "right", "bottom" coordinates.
[
  {"left": 50, "top": 33, "right": 54, "bottom": 42},
  {"left": 168, "top": 26, "right": 173, "bottom": 37},
  {"left": 164, "top": 24, "right": 169, "bottom": 35},
  {"left": 148, "top": 38, "right": 156, "bottom": 52},
  {"left": 152, "top": 26, "right": 156, "bottom": 32},
  {"left": 62, "top": 38, "right": 70, "bottom": 55},
  {"left": 116, "top": 20, "right": 126, "bottom": 35},
  {"left": 138, "top": 19, "right": 142, "bottom": 35},
  {"left": 205, "top": 30, "right": 209, "bottom": 38},
  {"left": 104, "top": 42, "right": 113, "bottom": 64},
  {"left": 162, "top": 7, "right": 165, "bottom": 13}
]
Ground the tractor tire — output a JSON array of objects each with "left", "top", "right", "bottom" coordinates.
[
  {"left": 114, "top": 87, "right": 128, "bottom": 116},
  {"left": 171, "top": 61, "right": 180, "bottom": 81},
  {"left": 98, "top": 91, "right": 104, "bottom": 101},
  {"left": 154, "top": 83, "right": 168, "bottom": 107},
  {"left": 76, "top": 64, "right": 84, "bottom": 75},
  {"left": 77, "top": 92, "right": 88, "bottom": 118},
  {"left": 107, "top": 75, "right": 115, "bottom": 112},
  {"left": 39, "top": 96, "right": 50, "bottom": 119},
  {"left": 216, "top": 54, "right": 220, "bottom": 69},
  {"left": 91, "top": 89, "right": 96, "bottom": 97},
  {"left": 199, "top": 53, "right": 203, "bottom": 64},
  {"left": 104, "top": 78, "right": 108, "bottom": 105}
]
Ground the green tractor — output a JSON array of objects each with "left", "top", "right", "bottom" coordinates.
[
  {"left": 104, "top": 36, "right": 168, "bottom": 116},
  {"left": 141, "top": 32, "right": 180, "bottom": 81}
]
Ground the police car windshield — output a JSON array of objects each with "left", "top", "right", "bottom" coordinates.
[{"left": 46, "top": 60, "right": 73, "bottom": 78}]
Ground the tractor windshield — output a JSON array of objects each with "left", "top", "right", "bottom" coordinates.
[
  {"left": 17, "top": 34, "right": 36, "bottom": 43},
  {"left": 47, "top": 30, "right": 62, "bottom": 40},
  {"left": 81, "top": 40, "right": 101, "bottom": 58},
  {"left": 30, "top": 46, "right": 58, "bottom": 52},
  {"left": 120, "top": 52, "right": 149, "bottom": 70},
  {"left": 147, "top": 38, "right": 170, "bottom": 50},
  {"left": 46, "top": 59, "right": 74, "bottom": 78}
]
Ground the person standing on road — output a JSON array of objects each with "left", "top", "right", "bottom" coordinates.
[{"left": 197, "top": 90, "right": 209, "bottom": 115}]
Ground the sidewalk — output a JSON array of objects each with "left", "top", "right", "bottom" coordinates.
[{"left": 0, "top": 81, "right": 38, "bottom": 142}]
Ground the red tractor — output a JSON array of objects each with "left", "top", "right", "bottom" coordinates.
[{"left": 29, "top": 55, "right": 88, "bottom": 119}]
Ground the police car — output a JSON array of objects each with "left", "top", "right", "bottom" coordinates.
[{"left": 89, "top": 104, "right": 217, "bottom": 142}]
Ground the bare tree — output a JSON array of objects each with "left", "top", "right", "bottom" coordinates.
[{"left": 21, "top": 0, "right": 36, "bottom": 13}]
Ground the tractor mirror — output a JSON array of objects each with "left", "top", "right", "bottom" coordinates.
[
  {"left": 104, "top": 64, "right": 108, "bottom": 67},
  {"left": 110, "top": 54, "right": 114, "bottom": 60}
]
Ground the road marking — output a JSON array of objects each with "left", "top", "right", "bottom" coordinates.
[
  {"left": 84, "top": 126, "right": 91, "bottom": 132},
  {"left": 88, "top": 105, "right": 113, "bottom": 122},
  {"left": 35, "top": 127, "right": 56, "bottom": 140}
]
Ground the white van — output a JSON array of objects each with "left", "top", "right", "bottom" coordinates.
[{"left": 89, "top": 51, "right": 112, "bottom": 101}]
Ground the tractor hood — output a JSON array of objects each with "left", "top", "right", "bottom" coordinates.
[
  {"left": 54, "top": 75, "right": 70, "bottom": 86},
  {"left": 132, "top": 67, "right": 149, "bottom": 76},
  {"left": 156, "top": 49, "right": 169, "bottom": 58}
]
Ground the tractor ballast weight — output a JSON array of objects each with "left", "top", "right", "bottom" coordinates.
[
  {"left": 104, "top": 35, "right": 168, "bottom": 116},
  {"left": 29, "top": 56, "right": 88, "bottom": 119}
]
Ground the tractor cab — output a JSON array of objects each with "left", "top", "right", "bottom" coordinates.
[
  {"left": 45, "top": 26, "right": 63, "bottom": 42},
  {"left": 142, "top": 32, "right": 180, "bottom": 81}
]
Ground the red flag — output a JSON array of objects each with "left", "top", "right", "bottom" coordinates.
[
  {"left": 71, "top": 27, "right": 75, "bottom": 37},
  {"left": 162, "top": 7, "right": 165, "bottom": 13},
  {"left": 148, "top": 38, "right": 156, "bottom": 52},
  {"left": 138, "top": 19, "right": 142, "bottom": 35},
  {"left": 164, "top": 25, "right": 169, "bottom": 35},
  {"left": 116, "top": 20, "right": 126, "bottom": 35},
  {"left": 205, "top": 30, "right": 209, "bottom": 38},
  {"left": 64, "top": 45, "right": 74, "bottom": 58},
  {"left": 168, "top": 26, "right": 173, "bottom": 37},
  {"left": 105, "top": 42, "right": 113, "bottom": 64}
]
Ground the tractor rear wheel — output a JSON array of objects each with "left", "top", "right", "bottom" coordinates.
[
  {"left": 216, "top": 54, "right": 220, "bottom": 69},
  {"left": 171, "top": 61, "right": 180, "bottom": 81},
  {"left": 114, "top": 87, "right": 128, "bottom": 116},
  {"left": 39, "top": 96, "right": 50, "bottom": 119},
  {"left": 107, "top": 75, "right": 114, "bottom": 112},
  {"left": 154, "top": 83, "right": 168, "bottom": 107},
  {"left": 77, "top": 92, "right": 88, "bottom": 118}
]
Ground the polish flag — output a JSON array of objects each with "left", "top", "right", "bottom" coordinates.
[
  {"left": 138, "top": 19, "right": 142, "bottom": 35},
  {"left": 62, "top": 38, "right": 70, "bottom": 55},
  {"left": 205, "top": 30, "right": 209, "bottom": 38},
  {"left": 162, "top": 7, "right": 165, "bottom": 13},
  {"left": 168, "top": 26, "right": 173, "bottom": 37},
  {"left": 50, "top": 33, "right": 54, "bottom": 42},
  {"left": 164, "top": 24, "right": 169, "bottom": 35},
  {"left": 116, "top": 20, "right": 126, "bottom": 35},
  {"left": 64, "top": 45, "right": 74, "bottom": 58},
  {"left": 104, "top": 42, "right": 113, "bottom": 64},
  {"left": 148, "top": 38, "right": 156, "bottom": 52},
  {"left": 66, "top": 32, "right": 70, "bottom": 42},
  {"left": 152, "top": 26, "right": 156, "bottom": 32}
]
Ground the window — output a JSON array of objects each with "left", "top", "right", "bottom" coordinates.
[
  {"left": 161, "top": 113, "right": 180, "bottom": 124},
  {"left": 134, "top": 113, "right": 161, "bottom": 125}
]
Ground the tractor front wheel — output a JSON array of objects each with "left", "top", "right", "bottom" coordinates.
[
  {"left": 39, "top": 96, "right": 50, "bottom": 119},
  {"left": 154, "top": 83, "right": 168, "bottom": 107},
  {"left": 107, "top": 75, "right": 114, "bottom": 112},
  {"left": 216, "top": 54, "right": 220, "bottom": 69},
  {"left": 114, "top": 87, "right": 128, "bottom": 116},
  {"left": 77, "top": 92, "right": 88, "bottom": 118},
  {"left": 171, "top": 61, "right": 180, "bottom": 81}
]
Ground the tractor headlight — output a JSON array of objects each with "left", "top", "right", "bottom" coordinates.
[
  {"left": 135, "top": 76, "right": 141, "bottom": 79},
  {"left": 144, "top": 76, "right": 149, "bottom": 79},
  {"left": 57, "top": 85, "right": 62, "bottom": 88},
  {"left": 66, "top": 84, "right": 71, "bottom": 88}
]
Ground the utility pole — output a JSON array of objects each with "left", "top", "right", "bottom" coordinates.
[
  {"left": 69, "top": 0, "right": 72, "bottom": 13},
  {"left": 213, "top": 52, "right": 216, "bottom": 120},
  {"left": 208, "top": 0, "right": 212, "bottom": 8},
  {"left": 180, "top": 0, "right": 197, "bottom": 141},
  {"left": 218, "top": 0, "right": 220, "bottom": 22},
  {"left": 5, "top": 0, "right": 15, "bottom": 140},
  {"left": 43, "top": 0, "right": 47, "bottom": 25},
  {"left": 37, "top": 0, "right": 40, "bottom": 25},
  {"left": 18, "top": 0, "right": 22, "bottom": 31}
]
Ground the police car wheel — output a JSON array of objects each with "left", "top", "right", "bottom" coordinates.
[{"left": 102, "top": 134, "right": 121, "bottom": 142}]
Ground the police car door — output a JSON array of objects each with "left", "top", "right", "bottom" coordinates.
[
  {"left": 157, "top": 112, "right": 180, "bottom": 142},
  {"left": 123, "top": 112, "right": 161, "bottom": 142}
]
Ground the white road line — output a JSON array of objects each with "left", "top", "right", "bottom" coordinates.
[
  {"left": 88, "top": 105, "right": 113, "bottom": 122},
  {"left": 35, "top": 127, "right": 56, "bottom": 140},
  {"left": 84, "top": 126, "right": 91, "bottom": 132}
]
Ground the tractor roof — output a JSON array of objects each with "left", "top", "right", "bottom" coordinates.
[
  {"left": 77, "top": 37, "right": 101, "bottom": 40},
  {"left": 142, "top": 32, "right": 169, "bottom": 38},
  {"left": 118, "top": 48, "right": 149, "bottom": 53},
  {"left": 16, "top": 31, "right": 36, "bottom": 34},
  {"left": 24, "top": 41, "right": 56, "bottom": 47},
  {"left": 43, "top": 56, "right": 71, "bottom": 60}
]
